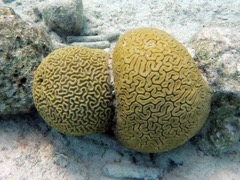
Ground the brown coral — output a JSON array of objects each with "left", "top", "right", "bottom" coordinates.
[
  {"left": 112, "top": 28, "right": 212, "bottom": 153},
  {"left": 32, "top": 46, "right": 112, "bottom": 136}
]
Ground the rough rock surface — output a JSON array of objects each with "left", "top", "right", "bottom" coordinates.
[
  {"left": 0, "top": 7, "right": 53, "bottom": 115},
  {"left": 196, "top": 92, "right": 240, "bottom": 156},
  {"left": 190, "top": 23, "right": 240, "bottom": 155},
  {"left": 191, "top": 24, "right": 240, "bottom": 92},
  {"left": 40, "top": 0, "right": 83, "bottom": 36}
]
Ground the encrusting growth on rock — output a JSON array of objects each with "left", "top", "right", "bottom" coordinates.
[{"left": 0, "top": 7, "right": 53, "bottom": 115}]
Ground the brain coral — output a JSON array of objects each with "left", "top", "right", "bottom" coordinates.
[
  {"left": 112, "top": 28, "right": 212, "bottom": 153},
  {"left": 33, "top": 46, "right": 112, "bottom": 136}
]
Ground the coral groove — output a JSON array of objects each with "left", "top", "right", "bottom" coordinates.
[
  {"left": 33, "top": 46, "right": 112, "bottom": 135},
  {"left": 112, "top": 28, "right": 212, "bottom": 153}
]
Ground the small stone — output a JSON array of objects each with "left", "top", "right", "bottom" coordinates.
[
  {"left": 40, "top": 0, "right": 84, "bottom": 36},
  {"left": 66, "top": 32, "right": 120, "bottom": 43},
  {"left": 67, "top": 35, "right": 104, "bottom": 43},
  {"left": 71, "top": 41, "right": 110, "bottom": 49}
]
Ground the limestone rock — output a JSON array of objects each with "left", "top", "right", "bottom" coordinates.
[
  {"left": 0, "top": 7, "right": 53, "bottom": 115},
  {"left": 196, "top": 91, "right": 240, "bottom": 156},
  {"left": 40, "top": 0, "right": 84, "bottom": 36},
  {"left": 191, "top": 24, "right": 240, "bottom": 92},
  {"left": 191, "top": 23, "right": 240, "bottom": 155}
]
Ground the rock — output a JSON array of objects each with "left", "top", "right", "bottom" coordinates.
[
  {"left": 191, "top": 24, "right": 240, "bottom": 92},
  {"left": 0, "top": 7, "right": 53, "bottom": 115},
  {"left": 196, "top": 91, "right": 240, "bottom": 156},
  {"left": 190, "top": 23, "right": 240, "bottom": 155},
  {"left": 66, "top": 32, "right": 120, "bottom": 43},
  {"left": 66, "top": 32, "right": 120, "bottom": 49},
  {"left": 71, "top": 41, "right": 110, "bottom": 49},
  {"left": 40, "top": 0, "right": 84, "bottom": 36}
]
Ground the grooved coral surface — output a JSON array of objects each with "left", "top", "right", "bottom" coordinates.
[
  {"left": 112, "top": 28, "right": 212, "bottom": 153},
  {"left": 32, "top": 46, "right": 112, "bottom": 136}
]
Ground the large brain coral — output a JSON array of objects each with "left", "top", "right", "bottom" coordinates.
[
  {"left": 33, "top": 46, "right": 112, "bottom": 136},
  {"left": 112, "top": 28, "right": 212, "bottom": 153}
]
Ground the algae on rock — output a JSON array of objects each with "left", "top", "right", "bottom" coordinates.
[
  {"left": 196, "top": 92, "right": 240, "bottom": 156},
  {"left": 191, "top": 24, "right": 240, "bottom": 155},
  {"left": 191, "top": 25, "right": 240, "bottom": 92},
  {"left": 40, "top": 0, "right": 84, "bottom": 36},
  {"left": 0, "top": 7, "right": 53, "bottom": 115}
]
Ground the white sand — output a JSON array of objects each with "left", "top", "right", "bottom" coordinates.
[{"left": 0, "top": 116, "right": 239, "bottom": 179}]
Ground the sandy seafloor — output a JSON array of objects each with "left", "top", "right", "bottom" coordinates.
[
  {"left": 0, "top": 0, "right": 240, "bottom": 179},
  {"left": 0, "top": 114, "right": 240, "bottom": 180}
]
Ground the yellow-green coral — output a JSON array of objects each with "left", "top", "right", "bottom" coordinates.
[
  {"left": 112, "top": 28, "right": 212, "bottom": 153},
  {"left": 32, "top": 46, "right": 112, "bottom": 136}
]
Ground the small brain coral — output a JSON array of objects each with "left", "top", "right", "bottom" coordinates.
[
  {"left": 112, "top": 28, "right": 212, "bottom": 153},
  {"left": 33, "top": 46, "right": 112, "bottom": 136}
]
